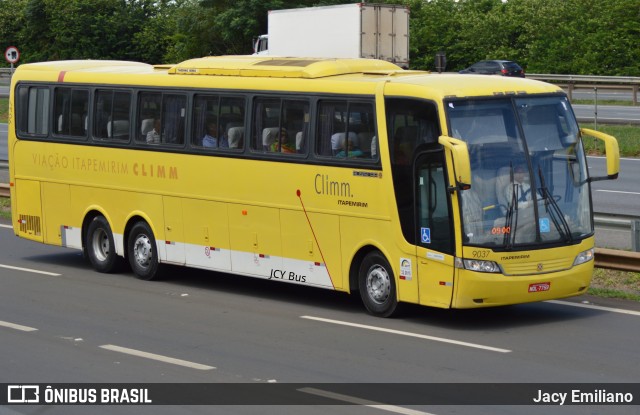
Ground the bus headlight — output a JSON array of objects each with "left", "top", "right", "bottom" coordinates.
[
  {"left": 573, "top": 248, "right": 595, "bottom": 266},
  {"left": 456, "top": 258, "right": 501, "bottom": 273}
]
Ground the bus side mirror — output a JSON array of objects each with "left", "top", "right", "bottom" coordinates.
[
  {"left": 438, "top": 135, "right": 471, "bottom": 190},
  {"left": 580, "top": 128, "right": 620, "bottom": 181}
]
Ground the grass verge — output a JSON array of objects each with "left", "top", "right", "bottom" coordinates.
[
  {"left": 580, "top": 123, "right": 640, "bottom": 157},
  {"left": 0, "top": 197, "right": 10, "bottom": 220},
  {"left": 589, "top": 268, "right": 640, "bottom": 301}
]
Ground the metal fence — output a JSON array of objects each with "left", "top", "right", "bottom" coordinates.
[
  {"left": 593, "top": 213, "right": 640, "bottom": 275},
  {"left": 527, "top": 74, "right": 640, "bottom": 105},
  {"left": 594, "top": 213, "right": 640, "bottom": 252}
]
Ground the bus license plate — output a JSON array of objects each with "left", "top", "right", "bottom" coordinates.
[{"left": 528, "top": 282, "right": 551, "bottom": 293}]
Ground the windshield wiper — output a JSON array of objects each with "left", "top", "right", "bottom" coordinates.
[
  {"left": 503, "top": 164, "right": 519, "bottom": 249},
  {"left": 537, "top": 166, "right": 573, "bottom": 243}
]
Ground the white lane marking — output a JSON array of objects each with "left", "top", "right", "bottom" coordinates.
[
  {"left": 299, "top": 387, "right": 437, "bottom": 415},
  {"left": 0, "top": 263, "right": 61, "bottom": 276},
  {"left": 596, "top": 190, "right": 640, "bottom": 196},
  {"left": 0, "top": 224, "right": 13, "bottom": 228},
  {"left": 300, "top": 316, "right": 511, "bottom": 353},
  {"left": 0, "top": 320, "right": 38, "bottom": 332},
  {"left": 99, "top": 344, "right": 216, "bottom": 370},
  {"left": 547, "top": 300, "right": 640, "bottom": 316}
]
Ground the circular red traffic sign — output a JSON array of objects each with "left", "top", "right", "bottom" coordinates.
[{"left": 5, "top": 46, "right": 20, "bottom": 64}]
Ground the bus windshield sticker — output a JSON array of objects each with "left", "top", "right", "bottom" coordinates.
[
  {"left": 421, "top": 228, "right": 431, "bottom": 244},
  {"left": 539, "top": 218, "right": 550, "bottom": 233}
]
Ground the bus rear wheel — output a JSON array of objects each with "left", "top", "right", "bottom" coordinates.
[
  {"left": 127, "top": 221, "right": 160, "bottom": 281},
  {"left": 358, "top": 251, "right": 399, "bottom": 317},
  {"left": 86, "top": 215, "right": 119, "bottom": 273}
]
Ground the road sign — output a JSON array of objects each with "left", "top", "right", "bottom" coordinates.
[{"left": 5, "top": 46, "right": 20, "bottom": 64}]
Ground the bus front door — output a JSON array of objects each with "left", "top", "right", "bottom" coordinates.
[{"left": 415, "top": 151, "right": 456, "bottom": 308}]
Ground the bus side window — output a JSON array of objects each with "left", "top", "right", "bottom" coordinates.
[
  {"left": 94, "top": 90, "right": 131, "bottom": 141},
  {"left": 316, "top": 100, "right": 374, "bottom": 159},
  {"left": 316, "top": 101, "right": 347, "bottom": 157},
  {"left": 138, "top": 92, "right": 162, "bottom": 143},
  {"left": 17, "top": 86, "right": 50, "bottom": 136},
  {"left": 192, "top": 95, "right": 245, "bottom": 150},
  {"left": 162, "top": 94, "right": 186, "bottom": 145},
  {"left": 281, "top": 100, "right": 308, "bottom": 154},
  {"left": 136, "top": 92, "right": 185, "bottom": 146},
  {"left": 53, "top": 87, "right": 88, "bottom": 139},
  {"left": 252, "top": 98, "right": 280, "bottom": 152},
  {"left": 221, "top": 96, "right": 246, "bottom": 150},
  {"left": 192, "top": 95, "right": 220, "bottom": 148},
  {"left": 252, "top": 97, "right": 307, "bottom": 154}
]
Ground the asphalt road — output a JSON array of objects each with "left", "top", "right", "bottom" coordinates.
[
  {"left": 571, "top": 88, "right": 636, "bottom": 102},
  {"left": 0, "top": 219, "right": 639, "bottom": 415},
  {"left": 588, "top": 156, "right": 640, "bottom": 250},
  {"left": 573, "top": 104, "right": 640, "bottom": 124}
]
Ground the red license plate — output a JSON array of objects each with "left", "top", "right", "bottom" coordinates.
[{"left": 528, "top": 282, "right": 551, "bottom": 293}]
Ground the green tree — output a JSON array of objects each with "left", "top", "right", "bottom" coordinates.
[
  {"left": 0, "top": 0, "right": 28, "bottom": 66},
  {"left": 3, "top": 0, "right": 640, "bottom": 75}
]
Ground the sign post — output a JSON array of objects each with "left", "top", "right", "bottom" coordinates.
[
  {"left": 434, "top": 51, "right": 447, "bottom": 74},
  {"left": 5, "top": 46, "right": 20, "bottom": 74}
]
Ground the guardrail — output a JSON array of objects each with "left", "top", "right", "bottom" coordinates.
[
  {"left": 528, "top": 74, "right": 640, "bottom": 105},
  {"left": 595, "top": 248, "right": 640, "bottom": 272},
  {"left": 594, "top": 213, "right": 640, "bottom": 252}
]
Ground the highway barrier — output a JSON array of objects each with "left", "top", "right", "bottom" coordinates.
[
  {"left": 528, "top": 74, "right": 640, "bottom": 105},
  {"left": 595, "top": 248, "right": 640, "bottom": 272},
  {"left": 594, "top": 213, "right": 640, "bottom": 252}
]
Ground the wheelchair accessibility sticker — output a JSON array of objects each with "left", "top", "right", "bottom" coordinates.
[
  {"left": 421, "top": 227, "right": 431, "bottom": 244},
  {"left": 539, "top": 218, "right": 550, "bottom": 233}
]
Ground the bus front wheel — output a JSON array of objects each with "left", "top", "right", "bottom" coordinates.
[
  {"left": 85, "top": 216, "right": 120, "bottom": 273},
  {"left": 358, "top": 251, "right": 399, "bottom": 317},
  {"left": 127, "top": 221, "right": 160, "bottom": 281}
]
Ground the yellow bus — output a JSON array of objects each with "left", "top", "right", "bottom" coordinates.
[{"left": 8, "top": 56, "right": 619, "bottom": 317}]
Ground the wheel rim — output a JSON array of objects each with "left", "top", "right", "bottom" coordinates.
[
  {"left": 366, "top": 265, "right": 391, "bottom": 304},
  {"left": 91, "top": 228, "right": 110, "bottom": 262},
  {"left": 133, "top": 234, "right": 152, "bottom": 268}
]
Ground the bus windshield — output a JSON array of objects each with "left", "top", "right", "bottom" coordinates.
[{"left": 447, "top": 96, "right": 591, "bottom": 249}]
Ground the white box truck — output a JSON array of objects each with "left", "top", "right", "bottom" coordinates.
[{"left": 254, "top": 3, "right": 409, "bottom": 68}]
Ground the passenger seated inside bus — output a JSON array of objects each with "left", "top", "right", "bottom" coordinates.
[
  {"left": 330, "top": 131, "right": 358, "bottom": 156},
  {"left": 268, "top": 128, "right": 295, "bottom": 153},
  {"left": 146, "top": 118, "right": 161, "bottom": 144},
  {"left": 202, "top": 118, "right": 228, "bottom": 148},
  {"left": 336, "top": 140, "right": 363, "bottom": 158}
]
